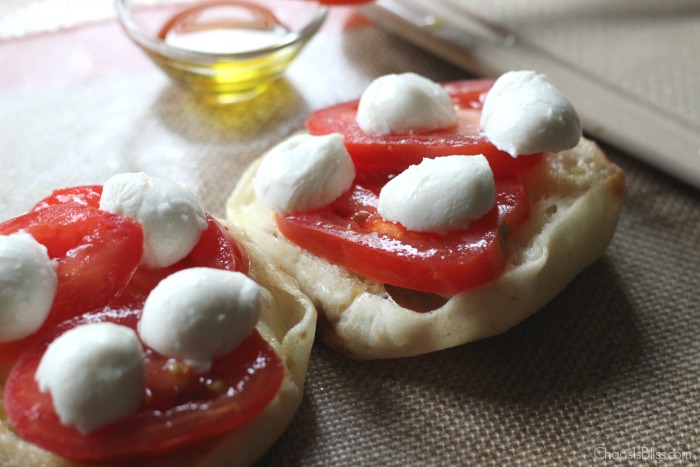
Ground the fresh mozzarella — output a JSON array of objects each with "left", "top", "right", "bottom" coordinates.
[
  {"left": 356, "top": 72, "right": 457, "bottom": 135},
  {"left": 378, "top": 155, "right": 496, "bottom": 234},
  {"left": 100, "top": 172, "right": 208, "bottom": 269},
  {"left": 0, "top": 233, "right": 57, "bottom": 343},
  {"left": 35, "top": 322, "right": 145, "bottom": 434},
  {"left": 139, "top": 267, "right": 262, "bottom": 373},
  {"left": 480, "top": 70, "right": 582, "bottom": 157},
  {"left": 253, "top": 133, "right": 355, "bottom": 215}
]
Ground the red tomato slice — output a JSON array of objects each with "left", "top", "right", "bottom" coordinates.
[
  {"left": 32, "top": 185, "right": 103, "bottom": 211},
  {"left": 277, "top": 175, "right": 529, "bottom": 295},
  {"left": 306, "top": 79, "right": 544, "bottom": 177},
  {"left": 4, "top": 307, "right": 284, "bottom": 463},
  {"left": 3, "top": 184, "right": 277, "bottom": 461},
  {"left": 0, "top": 204, "right": 143, "bottom": 363},
  {"left": 112, "top": 214, "right": 250, "bottom": 308},
  {"left": 20, "top": 186, "right": 250, "bottom": 309},
  {"left": 189, "top": 215, "right": 250, "bottom": 275}
]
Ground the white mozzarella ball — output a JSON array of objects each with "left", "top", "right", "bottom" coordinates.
[
  {"left": 0, "top": 233, "right": 57, "bottom": 342},
  {"left": 356, "top": 73, "right": 457, "bottom": 135},
  {"left": 139, "top": 267, "right": 262, "bottom": 373},
  {"left": 481, "top": 70, "right": 582, "bottom": 157},
  {"left": 253, "top": 133, "right": 355, "bottom": 215},
  {"left": 35, "top": 322, "right": 145, "bottom": 434},
  {"left": 378, "top": 155, "right": 496, "bottom": 234},
  {"left": 100, "top": 173, "right": 208, "bottom": 268}
]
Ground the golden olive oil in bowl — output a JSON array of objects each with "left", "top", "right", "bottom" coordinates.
[{"left": 116, "top": 0, "right": 327, "bottom": 104}]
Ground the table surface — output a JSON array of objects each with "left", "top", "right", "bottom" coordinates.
[{"left": 1, "top": 2, "right": 698, "bottom": 465}]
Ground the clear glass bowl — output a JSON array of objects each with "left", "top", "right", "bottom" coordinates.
[{"left": 115, "top": 0, "right": 328, "bottom": 104}]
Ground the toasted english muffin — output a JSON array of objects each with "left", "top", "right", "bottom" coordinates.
[
  {"left": 0, "top": 222, "right": 316, "bottom": 467},
  {"left": 227, "top": 137, "right": 623, "bottom": 360}
]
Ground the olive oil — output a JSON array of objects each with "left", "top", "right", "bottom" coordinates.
[{"left": 153, "top": 1, "right": 304, "bottom": 103}]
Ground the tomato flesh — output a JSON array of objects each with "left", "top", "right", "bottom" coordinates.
[
  {"left": 32, "top": 185, "right": 103, "bottom": 212},
  {"left": 2, "top": 185, "right": 279, "bottom": 462},
  {"left": 16, "top": 186, "right": 249, "bottom": 310},
  {"left": 112, "top": 214, "right": 250, "bottom": 308},
  {"left": 0, "top": 203, "right": 143, "bottom": 363},
  {"left": 306, "top": 79, "right": 544, "bottom": 177},
  {"left": 277, "top": 174, "right": 529, "bottom": 295},
  {"left": 298, "top": 79, "right": 541, "bottom": 294},
  {"left": 4, "top": 307, "right": 284, "bottom": 463}
]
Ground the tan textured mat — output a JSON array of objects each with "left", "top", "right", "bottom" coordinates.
[{"left": 0, "top": 7, "right": 698, "bottom": 465}]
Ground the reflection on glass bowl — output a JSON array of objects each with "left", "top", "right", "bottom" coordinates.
[{"left": 115, "top": 0, "right": 328, "bottom": 104}]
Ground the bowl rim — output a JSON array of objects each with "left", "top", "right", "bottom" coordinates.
[{"left": 114, "top": 0, "right": 328, "bottom": 62}]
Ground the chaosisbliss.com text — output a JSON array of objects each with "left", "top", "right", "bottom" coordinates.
[{"left": 594, "top": 446, "right": 694, "bottom": 462}]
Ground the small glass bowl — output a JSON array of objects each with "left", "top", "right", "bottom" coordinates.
[{"left": 115, "top": 0, "right": 328, "bottom": 104}]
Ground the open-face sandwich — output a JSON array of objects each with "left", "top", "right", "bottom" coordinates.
[
  {"left": 227, "top": 71, "right": 624, "bottom": 360},
  {"left": 0, "top": 173, "right": 315, "bottom": 466}
]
